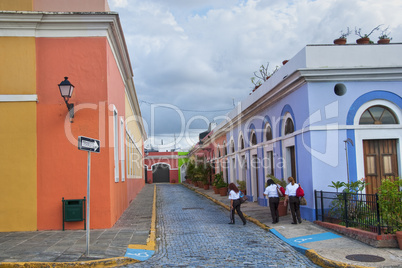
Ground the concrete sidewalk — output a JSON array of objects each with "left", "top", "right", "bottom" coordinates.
[
  {"left": 0, "top": 184, "right": 156, "bottom": 267},
  {"left": 183, "top": 183, "right": 402, "bottom": 268}
]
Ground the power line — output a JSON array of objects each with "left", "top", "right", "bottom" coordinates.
[{"left": 139, "top": 100, "right": 233, "bottom": 113}]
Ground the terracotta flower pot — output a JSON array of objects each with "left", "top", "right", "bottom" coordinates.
[
  {"left": 396, "top": 231, "right": 402, "bottom": 250},
  {"left": 278, "top": 200, "right": 288, "bottom": 217},
  {"left": 203, "top": 184, "right": 209, "bottom": 190},
  {"left": 219, "top": 187, "right": 228, "bottom": 196},
  {"left": 377, "top": 38, "right": 390, "bottom": 44},
  {"left": 356, "top": 37, "right": 370, "bottom": 44},
  {"left": 213, "top": 186, "right": 219, "bottom": 194},
  {"left": 333, "top": 38, "right": 346, "bottom": 45}
]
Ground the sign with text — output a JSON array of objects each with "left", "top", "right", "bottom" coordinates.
[{"left": 78, "top": 136, "right": 100, "bottom": 153}]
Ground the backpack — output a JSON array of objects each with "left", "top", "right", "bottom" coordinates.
[
  {"left": 276, "top": 185, "right": 285, "bottom": 197},
  {"left": 296, "top": 184, "right": 304, "bottom": 197},
  {"left": 279, "top": 186, "right": 286, "bottom": 196}
]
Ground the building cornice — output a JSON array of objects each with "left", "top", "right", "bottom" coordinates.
[{"left": 299, "top": 67, "right": 402, "bottom": 82}]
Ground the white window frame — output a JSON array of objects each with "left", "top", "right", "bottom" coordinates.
[
  {"left": 281, "top": 112, "right": 295, "bottom": 180},
  {"left": 120, "top": 117, "right": 125, "bottom": 182},
  {"left": 113, "top": 107, "right": 119, "bottom": 182},
  {"left": 354, "top": 100, "right": 402, "bottom": 183}
]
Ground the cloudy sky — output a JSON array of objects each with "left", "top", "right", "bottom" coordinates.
[{"left": 108, "top": 0, "right": 402, "bottom": 151}]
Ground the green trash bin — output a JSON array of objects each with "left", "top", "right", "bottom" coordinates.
[{"left": 62, "top": 197, "right": 86, "bottom": 231}]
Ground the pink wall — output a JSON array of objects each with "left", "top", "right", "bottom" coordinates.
[{"left": 34, "top": 0, "right": 110, "bottom": 12}]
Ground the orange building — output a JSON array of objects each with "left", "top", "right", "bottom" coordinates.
[{"left": 0, "top": 0, "right": 146, "bottom": 231}]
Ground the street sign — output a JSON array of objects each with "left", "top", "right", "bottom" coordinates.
[
  {"left": 78, "top": 136, "right": 100, "bottom": 153},
  {"left": 77, "top": 136, "right": 100, "bottom": 256}
]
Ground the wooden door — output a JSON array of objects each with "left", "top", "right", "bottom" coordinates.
[
  {"left": 363, "top": 139, "right": 399, "bottom": 194},
  {"left": 152, "top": 164, "right": 170, "bottom": 183}
]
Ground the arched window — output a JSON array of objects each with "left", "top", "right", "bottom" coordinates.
[
  {"left": 359, "top": 105, "right": 398, "bottom": 125},
  {"left": 251, "top": 131, "right": 257, "bottom": 146},
  {"left": 265, "top": 124, "right": 272, "bottom": 141},
  {"left": 217, "top": 145, "right": 221, "bottom": 158},
  {"left": 284, "top": 118, "right": 294, "bottom": 135},
  {"left": 230, "top": 140, "right": 235, "bottom": 153},
  {"left": 239, "top": 136, "right": 245, "bottom": 150},
  {"left": 224, "top": 142, "right": 228, "bottom": 155}
]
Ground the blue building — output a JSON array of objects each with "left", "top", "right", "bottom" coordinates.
[{"left": 194, "top": 43, "right": 402, "bottom": 222}]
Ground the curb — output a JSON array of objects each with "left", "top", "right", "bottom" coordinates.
[
  {"left": 182, "top": 183, "right": 369, "bottom": 268},
  {"left": 0, "top": 257, "right": 138, "bottom": 268}
]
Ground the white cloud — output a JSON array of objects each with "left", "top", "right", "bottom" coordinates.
[
  {"left": 109, "top": 0, "right": 128, "bottom": 8},
  {"left": 108, "top": 0, "right": 402, "bottom": 149}
]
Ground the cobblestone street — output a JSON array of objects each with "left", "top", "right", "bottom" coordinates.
[{"left": 126, "top": 184, "right": 319, "bottom": 267}]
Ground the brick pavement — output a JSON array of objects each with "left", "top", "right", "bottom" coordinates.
[
  {"left": 126, "top": 184, "right": 319, "bottom": 267},
  {"left": 0, "top": 184, "right": 154, "bottom": 266},
  {"left": 1, "top": 183, "right": 401, "bottom": 267}
]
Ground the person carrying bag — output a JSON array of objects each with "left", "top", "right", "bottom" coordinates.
[
  {"left": 263, "top": 179, "right": 280, "bottom": 224},
  {"left": 283, "top": 177, "right": 302, "bottom": 224},
  {"left": 228, "top": 183, "right": 247, "bottom": 225}
]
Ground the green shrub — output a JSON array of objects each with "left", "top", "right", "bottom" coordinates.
[{"left": 377, "top": 177, "right": 402, "bottom": 233}]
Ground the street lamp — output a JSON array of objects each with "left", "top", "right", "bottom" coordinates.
[{"left": 58, "top": 77, "right": 75, "bottom": 122}]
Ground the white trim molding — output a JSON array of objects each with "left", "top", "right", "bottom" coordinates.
[{"left": 0, "top": 94, "right": 38, "bottom": 102}]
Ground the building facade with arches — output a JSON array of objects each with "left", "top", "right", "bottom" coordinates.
[
  {"left": 144, "top": 152, "right": 189, "bottom": 184},
  {"left": 191, "top": 44, "right": 402, "bottom": 222}
]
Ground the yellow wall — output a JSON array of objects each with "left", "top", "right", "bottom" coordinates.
[
  {"left": 0, "top": 0, "right": 33, "bottom": 11},
  {"left": 0, "top": 37, "right": 36, "bottom": 94},
  {"left": 0, "top": 37, "right": 37, "bottom": 231},
  {"left": 0, "top": 102, "right": 37, "bottom": 231},
  {"left": 125, "top": 96, "right": 143, "bottom": 179}
]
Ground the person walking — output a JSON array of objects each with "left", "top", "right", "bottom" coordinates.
[
  {"left": 228, "top": 183, "right": 247, "bottom": 225},
  {"left": 263, "top": 178, "right": 280, "bottom": 224},
  {"left": 283, "top": 177, "right": 302, "bottom": 224}
]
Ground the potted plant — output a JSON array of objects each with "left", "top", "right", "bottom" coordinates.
[
  {"left": 267, "top": 174, "right": 288, "bottom": 216},
  {"left": 355, "top": 25, "right": 381, "bottom": 44},
  {"left": 237, "top": 180, "right": 246, "bottom": 195},
  {"left": 216, "top": 178, "right": 229, "bottom": 196},
  {"left": 202, "top": 176, "right": 210, "bottom": 190},
  {"left": 212, "top": 173, "right": 223, "bottom": 194},
  {"left": 186, "top": 160, "right": 196, "bottom": 184},
  {"left": 334, "top": 27, "right": 351, "bottom": 45},
  {"left": 378, "top": 26, "right": 392, "bottom": 44}
]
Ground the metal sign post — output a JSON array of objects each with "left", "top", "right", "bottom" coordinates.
[{"left": 78, "top": 136, "right": 100, "bottom": 256}]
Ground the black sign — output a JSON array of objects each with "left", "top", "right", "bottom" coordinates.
[{"left": 78, "top": 136, "right": 100, "bottom": 153}]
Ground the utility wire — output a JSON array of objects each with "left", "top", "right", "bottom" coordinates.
[{"left": 139, "top": 100, "right": 233, "bottom": 113}]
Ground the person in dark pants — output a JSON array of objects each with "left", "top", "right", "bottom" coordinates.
[
  {"left": 284, "top": 177, "right": 302, "bottom": 224},
  {"left": 228, "top": 183, "right": 246, "bottom": 225},
  {"left": 263, "top": 178, "right": 280, "bottom": 224}
]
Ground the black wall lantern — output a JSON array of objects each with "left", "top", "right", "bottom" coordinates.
[{"left": 58, "top": 77, "right": 75, "bottom": 122}]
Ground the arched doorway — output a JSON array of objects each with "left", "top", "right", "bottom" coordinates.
[
  {"left": 358, "top": 104, "right": 400, "bottom": 194},
  {"left": 152, "top": 163, "right": 170, "bottom": 183},
  {"left": 180, "top": 164, "right": 187, "bottom": 183}
]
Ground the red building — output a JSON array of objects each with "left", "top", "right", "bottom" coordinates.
[{"left": 144, "top": 152, "right": 179, "bottom": 183}]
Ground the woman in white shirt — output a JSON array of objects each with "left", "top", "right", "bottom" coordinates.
[
  {"left": 263, "top": 178, "right": 280, "bottom": 224},
  {"left": 228, "top": 183, "right": 246, "bottom": 225},
  {"left": 284, "top": 176, "right": 302, "bottom": 224}
]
